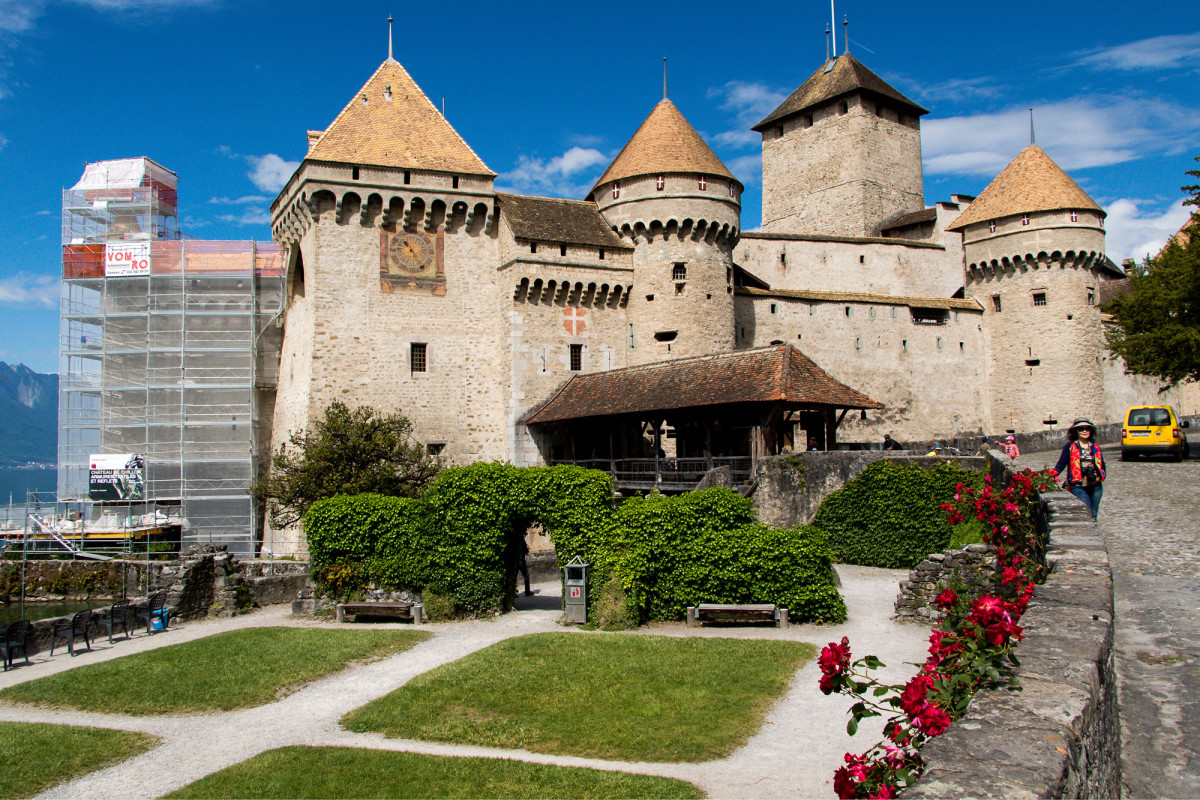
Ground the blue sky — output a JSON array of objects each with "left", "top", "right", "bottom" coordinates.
[{"left": 0, "top": 0, "right": 1197, "bottom": 374}]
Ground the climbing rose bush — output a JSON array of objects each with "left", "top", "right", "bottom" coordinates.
[{"left": 821, "top": 468, "right": 1056, "bottom": 798}]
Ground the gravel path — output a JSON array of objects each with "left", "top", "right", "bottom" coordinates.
[{"left": 0, "top": 566, "right": 929, "bottom": 800}]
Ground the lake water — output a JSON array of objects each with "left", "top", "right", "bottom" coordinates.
[
  {"left": 0, "top": 466, "right": 56, "bottom": 526},
  {"left": 0, "top": 599, "right": 94, "bottom": 626}
]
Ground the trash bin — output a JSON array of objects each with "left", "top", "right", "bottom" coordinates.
[
  {"left": 563, "top": 556, "right": 589, "bottom": 624},
  {"left": 151, "top": 609, "right": 169, "bottom": 631}
]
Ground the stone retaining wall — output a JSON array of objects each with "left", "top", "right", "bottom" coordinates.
[
  {"left": 894, "top": 543, "right": 996, "bottom": 624},
  {"left": 905, "top": 489, "right": 1120, "bottom": 797}
]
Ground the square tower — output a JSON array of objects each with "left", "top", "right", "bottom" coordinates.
[{"left": 754, "top": 55, "right": 927, "bottom": 238}]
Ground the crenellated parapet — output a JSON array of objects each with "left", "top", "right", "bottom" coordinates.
[
  {"left": 965, "top": 248, "right": 1106, "bottom": 285},
  {"left": 512, "top": 277, "right": 631, "bottom": 309},
  {"left": 613, "top": 216, "right": 739, "bottom": 247}
]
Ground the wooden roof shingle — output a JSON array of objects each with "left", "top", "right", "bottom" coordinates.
[
  {"left": 306, "top": 60, "right": 495, "bottom": 177},
  {"left": 945, "top": 146, "right": 1102, "bottom": 231},
  {"left": 524, "top": 345, "right": 882, "bottom": 424},
  {"left": 754, "top": 55, "right": 928, "bottom": 131},
  {"left": 591, "top": 100, "right": 738, "bottom": 193},
  {"left": 498, "top": 194, "right": 631, "bottom": 250}
]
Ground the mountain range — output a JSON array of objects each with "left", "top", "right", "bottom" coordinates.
[{"left": 0, "top": 363, "right": 57, "bottom": 467}]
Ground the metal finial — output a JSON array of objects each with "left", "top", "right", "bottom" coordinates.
[
  {"left": 830, "top": 0, "right": 837, "bottom": 57},
  {"left": 387, "top": 15, "right": 394, "bottom": 61},
  {"left": 1029, "top": 108, "right": 1036, "bottom": 145},
  {"left": 825, "top": 24, "right": 831, "bottom": 61},
  {"left": 843, "top": 15, "right": 849, "bottom": 55},
  {"left": 662, "top": 57, "right": 668, "bottom": 100}
]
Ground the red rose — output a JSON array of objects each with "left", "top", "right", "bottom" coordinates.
[{"left": 934, "top": 588, "right": 958, "bottom": 610}]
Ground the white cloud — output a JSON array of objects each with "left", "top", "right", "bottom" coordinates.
[
  {"left": 497, "top": 146, "right": 608, "bottom": 198},
  {"left": 66, "top": 0, "right": 220, "bottom": 13},
  {"left": 707, "top": 81, "right": 786, "bottom": 150},
  {"left": 1103, "top": 198, "right": 1194, "bottom": 265},
  {"left": 900, "top": 75, "right": 1001, "bottom": 105},
  {"left": 209, "top": 195, "right": 269, "bottom": 205},
  {"left": 726, "top": 153, "right": 763, "bottom": 187},
  {"left": 246, "top": 154, "right": 298, "bottom": 194},
  {"left": 0, "top": 273, "right": 57, "bottom": 308},
  {"left": 217, "top": 209, "right": 272, "bottom": 226},
  {"left": 1075, "top": 32, "right": 1200, "bottom": 71},
  {"left": 34, "top": 209, "right": 49, "bottom": 215},
  {"left": 0, "top": 0, "right": 46, "bottom": 35},
  {"left": 923, "top": 96, "right": 1200, "bottom": 177}
]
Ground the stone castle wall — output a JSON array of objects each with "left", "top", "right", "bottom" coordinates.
[
  {"left": 735, "top": 294, "right": 988, "bottom": 441},
  {"left": 735, "top": 233, "right": 958, "bottom": 299}
]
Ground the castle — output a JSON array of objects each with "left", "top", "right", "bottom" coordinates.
[{"left": 260, "top": 48, "right": 1195, "bottom": 552}]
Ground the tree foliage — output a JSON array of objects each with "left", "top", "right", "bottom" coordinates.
[
  {"left": 1103, "top": 156, "right": 1200, "bottom": 388},
  {"left": 251, "top": 401, "right": 441, "bottom": 528}
]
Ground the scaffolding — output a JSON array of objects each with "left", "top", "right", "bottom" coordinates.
[{"left": 59, "top": 158, "right": 283, "bottom": 557}]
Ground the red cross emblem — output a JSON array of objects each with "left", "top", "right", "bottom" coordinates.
[{"left": 563, "top": 306, "right": 587, "bottom": 335}]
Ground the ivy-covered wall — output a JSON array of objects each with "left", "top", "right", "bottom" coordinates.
[
  {"left": 812, "top": 460, "right": 985, "bottom": 569},
  {"left": 304, "top": 463, "right": 846, "bottom": 623}
]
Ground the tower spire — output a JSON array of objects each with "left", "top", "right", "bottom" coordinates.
[
  {"left": 1029, "top": 108, "right": 1036, "bottom": 145},
  {"left": 387, "top": 15, "right": 394, "bottom": 61},
  {"left": 663, "top": 56, "right": 668, "bottom": 100},
  {"left": 843, "top": 15, "right": 849, "bottom": 55},
  {"left": 825, "top": 24, "right": 831, "bottom": 61}
]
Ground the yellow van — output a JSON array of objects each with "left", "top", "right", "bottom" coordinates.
[{"left": 1122, "top": 405, "right": 1191, "bottom": 461}]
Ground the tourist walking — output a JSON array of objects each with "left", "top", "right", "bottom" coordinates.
[{"left": 1054, "top": 418, "right": 1106, "bottom": 519}]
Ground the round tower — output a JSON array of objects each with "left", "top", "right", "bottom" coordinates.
[
  {"left": 587, "top": 99, "right": 742, "bottom": 364},
  {"left": 947, "top": 145, "right": 1113, "bottom": 433}
]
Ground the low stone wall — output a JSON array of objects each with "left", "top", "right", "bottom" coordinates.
[
  {"left": 894, "top": 543, "right": 996, "bottom": 623},
  {"left": 752, "top": 452, "right": 985, "bottom": 527},
  {"left": 4, "top": 547, "right": 312, "bottom": 657},
  {"left": 905, "top": 490, "right": 1120, "bottom": 797}
]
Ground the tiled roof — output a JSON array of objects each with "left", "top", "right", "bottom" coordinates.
[
  {"left": 592, "top": 99, "right": 737, "bottom": 192},
  {"left": 497, "top": 194, "right": 631, "bottom": 250},
  {"left": 306, "top": 60, "right": 495, "bottom": 177},
  {"left": 754, "top": 55, "right": 928, "bottom": 131},
  {"left": 524, "top": 345, "right": 882, "bottom": 424},
  {"left": 737, "top": 286, "right": 983, "bottom": 311},
  {"left": 945, "top": 146, "right": 1101, "bottom": 231}
]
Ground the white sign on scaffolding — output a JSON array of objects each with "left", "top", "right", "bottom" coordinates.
[{"left": 105, "top": 242, "right": 151, "bottom": 277}]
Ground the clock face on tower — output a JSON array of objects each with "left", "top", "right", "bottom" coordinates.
[{"left": 380, "top": 228, "right": 446, "bottom": 296}]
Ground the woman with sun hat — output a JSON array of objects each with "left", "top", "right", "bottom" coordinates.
[{"left": 1053, "top": 418, "right": 1106, "bottom": 519}]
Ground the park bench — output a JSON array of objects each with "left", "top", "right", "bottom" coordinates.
[
  {"left": 686, "top": 603, "right": 789, "bottom": 629},
  {"left": 336, "top": 601, "right": 425, "bottom": 624}
]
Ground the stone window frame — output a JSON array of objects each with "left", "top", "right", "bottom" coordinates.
[
  {"left": 672, "top": 262, "right": 687, "bottom": 281},
  {"left": 569, "top": 343, "right": 583, "bottom": 372},
  {"left": 656, "top": 175, "right": 665, "bottom": 191},
  {"left": 612, "top": 182, "right": 620, "bottom": 200},
  {"left": 698, "top": 176, "right": 707, "bottom": 191},
  {"left": 992, "top": 294, "right": 1002, "bottom": 312},
  {"left": 1032, "top": 291, "right": 1047, "bottom": 307},
  {"left": 410, "top": 342, "right": 428, "bottom": 375},
  {"left": 1086, "top": 287, "right": 1096, "bottom": 306}
]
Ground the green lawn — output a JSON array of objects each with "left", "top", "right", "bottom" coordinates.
[
  {"left": 163, "top": 746, "right": 703, "bottom": 799},
  {"left": 0, "top": 627, "right": 429, "bottom": 715},
  {"left": 0, "top": 721, "right": 158, "bottom": 799},
  {"left": 343, "top": 632, "right": 812, "bottom": 762}
]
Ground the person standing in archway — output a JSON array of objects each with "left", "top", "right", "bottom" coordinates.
[
  {"left": 517, "top": 535, "right": 533, "bottom": 597},
  {"left": 1054, "top": 418, "right": 1105, "bottom": 519}
]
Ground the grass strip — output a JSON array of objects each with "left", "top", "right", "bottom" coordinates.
[
  {"left": 0, "top": 720, "right": 158, "bottom": 799},
  {"left": 344, "top": 632, "right": 812, "bottom": 762},
  {"left": 163, "top": 745, "right": 703, "bottom": 799},
  {"left": 0, "top": 627, "right": 429, "bottom": 715}
]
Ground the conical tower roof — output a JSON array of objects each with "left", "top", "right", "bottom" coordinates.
[
  {"left": 945, "top": 146, "right": 1102, "bottom": 231},
  {"left": 753, "top": 54, "right": 928, "bottom": 131},
  {"left": 591, "top": 99, "right": 738, "bottom": 194},
  {"left": 306, "top": 59, "right": 495, "bottom": 177}
]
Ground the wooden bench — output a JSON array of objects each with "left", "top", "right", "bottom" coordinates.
[
  {"left": 336, "top": 601, "right": 425, "bottom": 624},
  {"left": 686, "top": 603, "right": 788, "bottom": 629}
]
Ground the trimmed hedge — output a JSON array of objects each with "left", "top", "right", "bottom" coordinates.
[
  {"left": 812, "top": 460, "right": 984, "bottom": 569},
  {"left": 304, "top": 463, "right": 845, "bottom": 623}
]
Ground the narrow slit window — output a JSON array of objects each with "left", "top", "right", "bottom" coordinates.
[
  {"left": 560, "top": 244, "right": 567, "bottom": 257},
  {"left": 612, "top": 182, "right": 620, "bottom": 199},
  {"left": 410, "top": 343, "right": 427, "bottom": 374},
  {"left": 530, "top": 242, "right": 538, "bottom": 254},
  {"left": 351, "top": 166, "right": 360, "bottom": 180},
  {"left": 992, "top": 295, "right": 1002, "bottom": 312},
  {"left": 452, "top": 176, "right": 460, "bottom": 189},
  {"left": 598, "top": 248, "right": 605, "bottom": 260},
  {"left": 404, "top": 171, "right": 411, "bottom": 185}
]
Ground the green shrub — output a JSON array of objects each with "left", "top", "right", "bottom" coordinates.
[
  {"left": 947, "top": 517, "right": 987, "bottom": 550},
  {"left": 813, "top": 460, "right": 984, "bottom": 569},
  {"left": 420, "top": 589, "right": 455, "bottom": 622},
  {"left": 592, "top": 574, "right": 635, "bottom": 630},
  {"left": 304, "top": 464, "right": 845, "bottom": 623}
]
